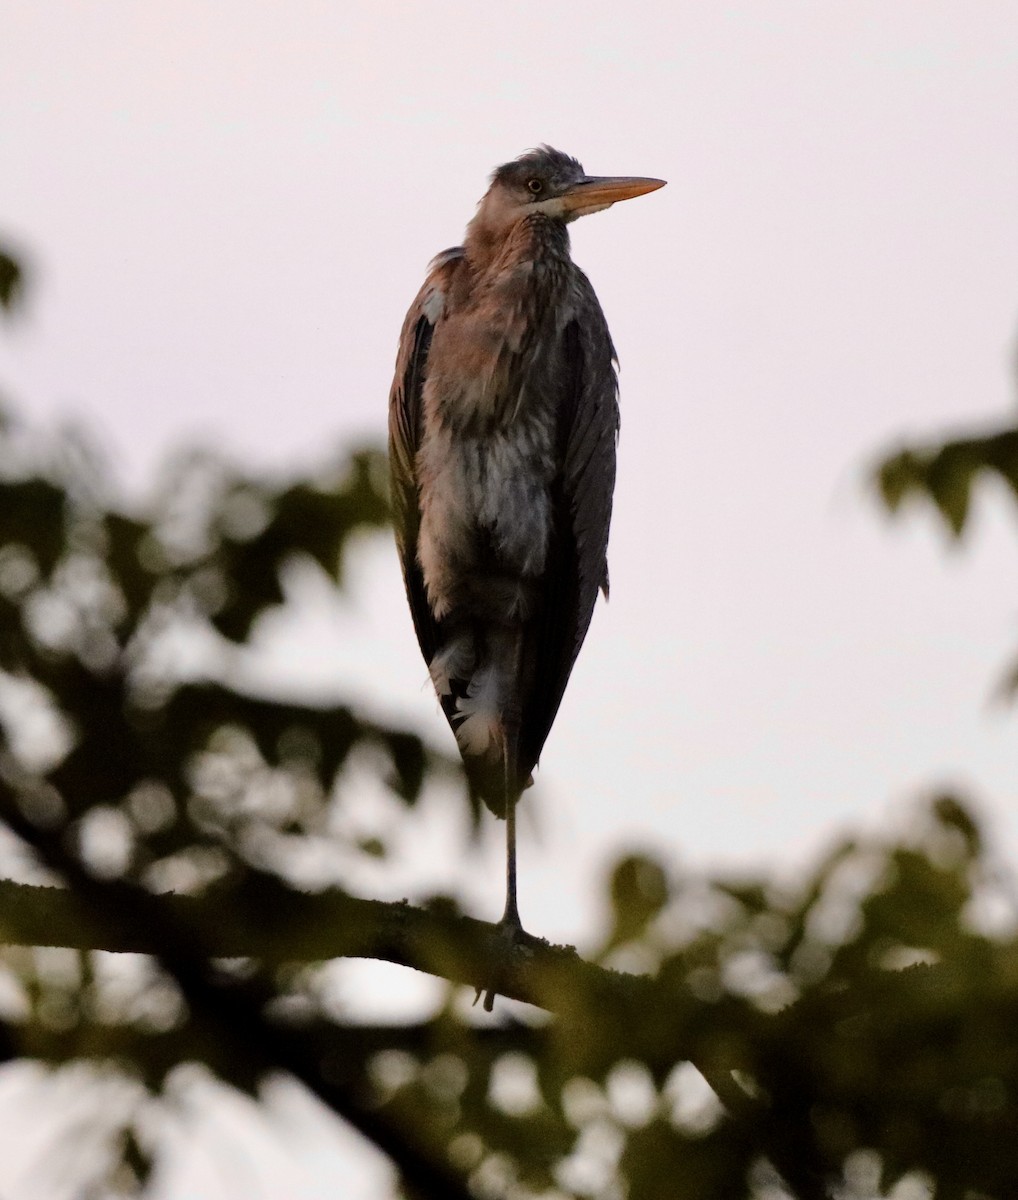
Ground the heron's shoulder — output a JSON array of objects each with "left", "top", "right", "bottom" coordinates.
[
  {"left": 414, "top": 246, "right": 466, "bottom": 325},
  {"left": 427, "top": 245, "right": 466, "bottom": 274},
  {"left": 566, "top": 263, "right": 601, "bottom": 302},
  {"left": 562, "top": 266, "right": 610, "bottom": 333}
]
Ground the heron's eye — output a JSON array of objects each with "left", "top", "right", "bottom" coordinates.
[{"left": 527, "top": 178, "right": 543, "bottom": 195}]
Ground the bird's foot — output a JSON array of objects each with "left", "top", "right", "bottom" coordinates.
[{"left": 474, "top": 906, "right": 527, "bottom": 1012}]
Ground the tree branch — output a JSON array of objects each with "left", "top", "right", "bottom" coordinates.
[
  {"left": 0, "top": 873, "right": 758, "bottom": 1120},
  {"left": 0, "top": 875, "right": 612, "bottom": 1003}
]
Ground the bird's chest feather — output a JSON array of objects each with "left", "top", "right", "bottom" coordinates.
[
  {"left": 415, "top": 271, "right": 570, "bottom": 597},
  {"left": 416, "top": 400, "right": 557, "bottom": 589},
  {"left": 414, "top": 248, "right": 575, "bottom": 612},
  {"left": 423, "top": 255, "right": 568, "bottom": 433}
]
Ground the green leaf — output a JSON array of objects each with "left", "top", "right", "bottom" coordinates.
[
  {"left": 602, "top": 853, "right": 669, "bottom": 953},
  {"left": 0, "top": 248, "right": 23, "bottom": 312}
]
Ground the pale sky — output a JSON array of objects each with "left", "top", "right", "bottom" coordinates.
[{"left": 3, "top": 4, "right": 1018, "bottom": 1197}]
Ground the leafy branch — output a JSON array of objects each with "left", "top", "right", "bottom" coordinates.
[{"left": 0, "top": 790, "right": 479, "bottom": 1200}]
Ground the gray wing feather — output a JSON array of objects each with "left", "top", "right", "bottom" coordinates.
[
  {"left": 566, "top": 291, "right": 619, "bottom": 612},
  {"left": 387, "top": 248, "right": 465, "bottom": 664},
  {"left": 518, "top": 275, "right": 619, "bottom": 775}
]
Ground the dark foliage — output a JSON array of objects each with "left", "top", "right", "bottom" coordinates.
[{"left": 0, "top": 247, "right": 22, "bottom": 312}]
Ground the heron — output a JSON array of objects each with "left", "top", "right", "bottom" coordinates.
[{"left": 389, "top": 145, "right": 665, "bottom": 939}]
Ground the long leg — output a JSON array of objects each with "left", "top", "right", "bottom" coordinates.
[
  {"left": 479, "top": 715, "right": 523, "bottom": 1011},
  {"left": 499, "top": 626, "right": 525, "bottom": 930},
  {"left": 478, "top": 628, "right": 525, "bottom": 1011},
  {"left": 500, "top": 722, "right": 522, "bottom": 930}
]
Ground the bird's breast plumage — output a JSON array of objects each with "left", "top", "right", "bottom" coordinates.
[
  {"left": 415, "top": 411, "right": 557, "bottom": 622},
  {"left": 413, "top": 226, "right": 577, "bottom": 626}
]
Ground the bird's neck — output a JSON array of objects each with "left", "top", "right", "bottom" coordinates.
[{"left": 464, "top": 213, "right": 571, "bottom": 277}]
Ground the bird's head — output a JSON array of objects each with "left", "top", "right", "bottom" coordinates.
[{"left": 466, "top": 146, "right": 665, "bottom": 255}]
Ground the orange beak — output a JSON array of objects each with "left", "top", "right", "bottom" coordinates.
[{"left": 558, "top": 175, "right": 667, "bottom": 217}]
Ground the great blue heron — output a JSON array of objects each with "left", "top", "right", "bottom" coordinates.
[{"left": 389, "top": 145, "right": 665, "bottom": 935}]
